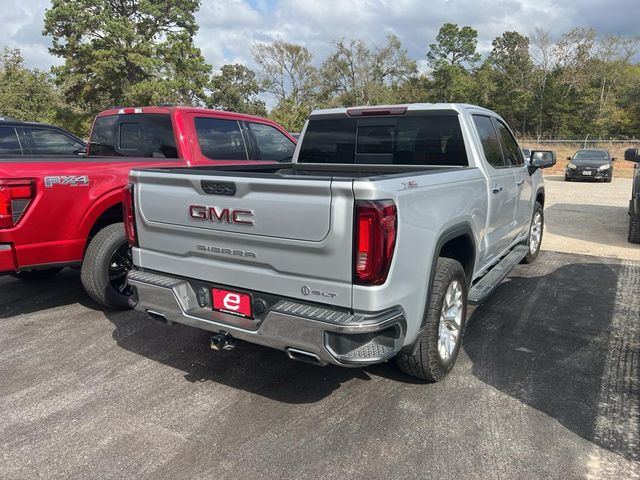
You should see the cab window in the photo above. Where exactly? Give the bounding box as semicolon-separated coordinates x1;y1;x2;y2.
247;122;295;162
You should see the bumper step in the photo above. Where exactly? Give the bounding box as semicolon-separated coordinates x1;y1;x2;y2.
468;245;528;305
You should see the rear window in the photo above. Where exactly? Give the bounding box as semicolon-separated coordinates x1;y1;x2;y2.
89;114;178;158
298;115;468;166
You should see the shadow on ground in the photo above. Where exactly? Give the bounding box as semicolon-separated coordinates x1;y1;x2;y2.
102;308;422;404
0;269;84;318
465;256;639;463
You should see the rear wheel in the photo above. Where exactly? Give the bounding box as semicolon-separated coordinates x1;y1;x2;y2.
12;268;62;281
396;258;467;382
521;202;543;264
629;213;640;244
81;223;132;309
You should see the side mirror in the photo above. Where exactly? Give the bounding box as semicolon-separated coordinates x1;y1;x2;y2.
624;148;640;162
74;146;87;156
530;150;556;170
566;156;572;161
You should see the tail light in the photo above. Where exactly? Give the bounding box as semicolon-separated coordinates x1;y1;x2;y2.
354;200;397;285
0;179;35;229
122;183;138;247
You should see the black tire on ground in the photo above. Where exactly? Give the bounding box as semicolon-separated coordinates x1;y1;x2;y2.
564;176;571;182
81;222;132;309
629;214;640;244
395;258;467;382
605;177;612;183
521;201;544;264
11;268;62;281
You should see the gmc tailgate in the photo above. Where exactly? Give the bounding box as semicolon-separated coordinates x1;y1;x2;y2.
130;168;355;308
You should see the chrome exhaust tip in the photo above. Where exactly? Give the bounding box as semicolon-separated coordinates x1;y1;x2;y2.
286;348;325;366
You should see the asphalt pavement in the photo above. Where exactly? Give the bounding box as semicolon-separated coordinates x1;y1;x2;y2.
1;249;638;479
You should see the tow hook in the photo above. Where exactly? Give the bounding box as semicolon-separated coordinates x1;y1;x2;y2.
210;333;237;351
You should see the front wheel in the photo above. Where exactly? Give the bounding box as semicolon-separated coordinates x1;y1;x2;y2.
521;202;544;264
396;258;467;382
81;223;133;309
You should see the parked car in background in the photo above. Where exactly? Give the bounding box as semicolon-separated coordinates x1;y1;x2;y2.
521;148;531;162
0;107;296;308
0;118;86;155
624;147;640;243
125;103;556;381
565;149;614;182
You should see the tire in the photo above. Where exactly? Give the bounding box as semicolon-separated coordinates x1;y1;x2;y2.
81;223;132;309
12;268;62;281
396;258;467;382
564;176;571;182
521;201;544;264
605;177;612;183
629;214;640;244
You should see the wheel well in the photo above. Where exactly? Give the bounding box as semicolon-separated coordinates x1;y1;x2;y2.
89;204;123;240
439;234;475;281
536;191;545;207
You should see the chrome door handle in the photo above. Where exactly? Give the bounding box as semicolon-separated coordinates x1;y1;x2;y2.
492;186;503;194
516;179;525;186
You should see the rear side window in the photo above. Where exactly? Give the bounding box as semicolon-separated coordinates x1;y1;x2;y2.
89;114;177;158
23;128;83;155
472;115;504;168
0;127;22;154
298;115;468;166
195;118;248;160
247;122;295;161
494;120;524;166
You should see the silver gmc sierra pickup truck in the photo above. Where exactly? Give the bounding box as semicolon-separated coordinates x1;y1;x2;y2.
124;103;556;381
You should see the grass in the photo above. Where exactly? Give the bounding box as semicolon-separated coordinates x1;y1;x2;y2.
522;142;638;179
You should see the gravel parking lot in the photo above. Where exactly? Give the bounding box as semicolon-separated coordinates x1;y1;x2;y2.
542;175;638;261
1;177;639;480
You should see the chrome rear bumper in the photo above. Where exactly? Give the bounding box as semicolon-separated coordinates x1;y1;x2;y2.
127;269;406;367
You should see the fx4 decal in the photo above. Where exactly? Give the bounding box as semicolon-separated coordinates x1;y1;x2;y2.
44;176;90;188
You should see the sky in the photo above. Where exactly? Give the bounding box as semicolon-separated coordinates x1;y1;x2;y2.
1;0;639;74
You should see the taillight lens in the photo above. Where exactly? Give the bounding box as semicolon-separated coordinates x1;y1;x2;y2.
0;179;35;229
354;200;397;285
122;183;138;247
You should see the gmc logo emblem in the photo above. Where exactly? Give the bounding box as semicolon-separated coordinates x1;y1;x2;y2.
189;205;254;226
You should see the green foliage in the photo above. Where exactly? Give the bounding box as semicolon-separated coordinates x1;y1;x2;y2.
427;23;481;68
0;48;59;123
43;0;211;112
207;64;267;116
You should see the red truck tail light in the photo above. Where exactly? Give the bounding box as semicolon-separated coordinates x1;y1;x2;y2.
354;200;397;285
0;179;35;229
123;183;138;247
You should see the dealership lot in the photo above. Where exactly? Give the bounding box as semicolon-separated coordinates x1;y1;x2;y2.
0;178;638;479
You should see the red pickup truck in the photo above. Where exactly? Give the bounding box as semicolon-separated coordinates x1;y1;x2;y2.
0;106;296;308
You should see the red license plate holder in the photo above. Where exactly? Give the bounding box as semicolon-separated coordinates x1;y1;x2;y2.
212;288;253;319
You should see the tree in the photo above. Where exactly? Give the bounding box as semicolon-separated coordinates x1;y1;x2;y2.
43;0;212;112
427;23;481;69
0;48;59;123
320;35;416;106
251;40;317;105
487;32;534;133
207;64;267;116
